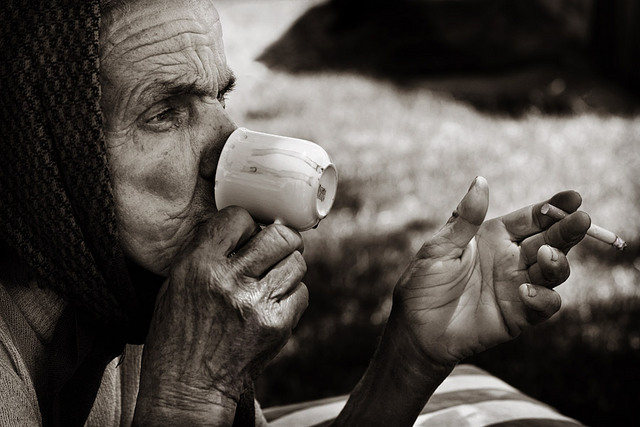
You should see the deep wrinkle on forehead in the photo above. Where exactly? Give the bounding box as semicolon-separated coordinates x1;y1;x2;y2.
100;0;223;62
103;19;220;66
100;0;232;118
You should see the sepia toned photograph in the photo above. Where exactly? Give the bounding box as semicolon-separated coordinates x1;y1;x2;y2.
1;0;638;425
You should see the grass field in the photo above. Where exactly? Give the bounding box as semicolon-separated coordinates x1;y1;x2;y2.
216;1;640;425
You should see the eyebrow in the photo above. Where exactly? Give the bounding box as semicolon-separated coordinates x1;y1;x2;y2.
219;73;237;98
139;70;237;106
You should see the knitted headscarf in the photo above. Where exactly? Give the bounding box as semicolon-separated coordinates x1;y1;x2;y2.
0;1;254;425
0;0;150;424
0;0;137;328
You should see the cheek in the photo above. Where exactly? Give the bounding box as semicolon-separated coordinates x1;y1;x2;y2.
140;151;194;202
139;129;195;196
109;131;200;221
109;137;202;273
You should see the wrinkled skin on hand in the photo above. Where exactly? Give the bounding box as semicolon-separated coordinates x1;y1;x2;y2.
392;177;590;366
139;207;309;407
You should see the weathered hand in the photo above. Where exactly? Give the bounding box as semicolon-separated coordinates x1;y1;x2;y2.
137;206;308;421
391;177;590;366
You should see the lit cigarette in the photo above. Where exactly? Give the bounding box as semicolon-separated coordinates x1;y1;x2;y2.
540;203;627;251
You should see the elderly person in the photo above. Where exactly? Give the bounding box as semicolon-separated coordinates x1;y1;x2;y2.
0;0;590;425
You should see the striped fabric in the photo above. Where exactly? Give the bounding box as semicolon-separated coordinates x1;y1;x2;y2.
263;365;583;426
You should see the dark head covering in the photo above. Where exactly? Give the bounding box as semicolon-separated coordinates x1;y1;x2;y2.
0;0;254;425
0;0;153;424
0;0;136;329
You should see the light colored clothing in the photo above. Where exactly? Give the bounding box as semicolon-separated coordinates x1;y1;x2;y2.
0;279;142;426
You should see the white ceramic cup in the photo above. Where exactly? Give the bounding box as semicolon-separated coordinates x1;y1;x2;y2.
214;128;338;231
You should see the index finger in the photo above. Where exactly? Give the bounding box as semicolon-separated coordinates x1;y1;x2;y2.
501;190;583;240
234;224;304;278
188;206;260;258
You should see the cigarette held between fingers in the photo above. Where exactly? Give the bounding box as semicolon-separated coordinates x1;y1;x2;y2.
540;203;627;251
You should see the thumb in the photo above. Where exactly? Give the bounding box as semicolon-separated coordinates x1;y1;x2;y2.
421;176;489;258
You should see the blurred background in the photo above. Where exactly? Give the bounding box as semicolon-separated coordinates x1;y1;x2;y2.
215;1;640;425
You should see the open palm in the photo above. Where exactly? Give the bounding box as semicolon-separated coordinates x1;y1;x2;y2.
392;177;590;366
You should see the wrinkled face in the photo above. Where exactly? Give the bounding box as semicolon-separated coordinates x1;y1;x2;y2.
100;0;237;275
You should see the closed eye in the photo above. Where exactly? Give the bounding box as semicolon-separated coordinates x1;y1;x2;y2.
217;75;236;108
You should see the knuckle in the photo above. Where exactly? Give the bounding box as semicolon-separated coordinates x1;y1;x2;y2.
298;282;309;304
268;224;302;249
219;205;254;226
198;207;252;244
541;294;562;318
553;254;570;280
206;267;236;296
292;251;307;275
542;260;570;284
219;204;245;217
258;311;291;336
212;263;237;288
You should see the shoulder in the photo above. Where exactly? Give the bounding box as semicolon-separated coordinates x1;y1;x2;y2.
0;365;41;425
0;284;42;425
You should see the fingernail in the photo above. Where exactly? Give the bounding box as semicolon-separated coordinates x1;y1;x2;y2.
468;176;478;191
527;284;537;298
545;245;559;261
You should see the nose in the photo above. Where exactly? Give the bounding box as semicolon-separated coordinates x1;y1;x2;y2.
198;106;237;180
